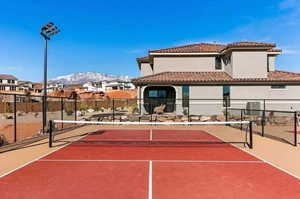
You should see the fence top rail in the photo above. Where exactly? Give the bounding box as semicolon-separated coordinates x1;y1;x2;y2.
227;108;297;114
2;92;300;101
0;92;74;99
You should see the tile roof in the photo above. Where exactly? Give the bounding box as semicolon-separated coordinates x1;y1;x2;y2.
226;41;275;48
136;56;150;63
132;71;300;85
106;90;137;99
0;74;17;80
78;91;106;99
148;41;276;54
149;43;226;53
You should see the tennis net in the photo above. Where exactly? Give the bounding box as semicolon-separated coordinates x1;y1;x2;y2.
48;120;253;149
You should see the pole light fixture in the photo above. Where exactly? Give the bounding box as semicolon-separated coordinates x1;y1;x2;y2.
40;22;60;133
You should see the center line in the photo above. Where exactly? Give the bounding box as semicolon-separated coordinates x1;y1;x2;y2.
148;160;153;199
150;129;153;141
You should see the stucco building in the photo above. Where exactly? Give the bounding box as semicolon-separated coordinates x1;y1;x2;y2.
0;74;18;91
132;42;300;115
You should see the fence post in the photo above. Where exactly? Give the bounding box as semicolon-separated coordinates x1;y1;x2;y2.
74;97;77;121
225;100;228;122
61;98;64;129
262;99;265;136
112;99;115;122
13;94;17;142
150;103;153;122
49;120;53;148
294;112;297;147
249;121;253;149
188;103;190;122
42;95;45;133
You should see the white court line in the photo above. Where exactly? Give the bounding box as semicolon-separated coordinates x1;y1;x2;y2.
150;129;153;141
0;142;74;178
210;131;300;180
0;131;90;179
237;148;300;180
148;160;153;199
38;159;263;163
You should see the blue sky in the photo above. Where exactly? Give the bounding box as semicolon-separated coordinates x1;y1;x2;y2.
0;0;299;82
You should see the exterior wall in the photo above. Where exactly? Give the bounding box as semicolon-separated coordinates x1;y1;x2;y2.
140;63;153;76
267;55;276;71
139;84;300;116
231;51;268;78
230;85;300;111
189;86;223;115
153;56;217;74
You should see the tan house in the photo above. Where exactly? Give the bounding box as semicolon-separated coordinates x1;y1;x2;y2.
133;42;300;115
0;74;18;91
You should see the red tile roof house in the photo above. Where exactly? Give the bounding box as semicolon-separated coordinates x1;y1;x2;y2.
132;42;300;115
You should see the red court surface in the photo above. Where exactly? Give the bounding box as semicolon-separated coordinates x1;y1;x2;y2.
1;128;300;199
287;130;300;134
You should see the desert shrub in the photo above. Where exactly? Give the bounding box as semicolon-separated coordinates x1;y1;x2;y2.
0;134;9;146
65;110;74;116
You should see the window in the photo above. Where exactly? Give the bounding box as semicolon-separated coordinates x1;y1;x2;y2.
182;85;189;108
271;85;286;89
223;54;231;65
223;86;230;107
0;79;2;83
215;57;222;70
148;90;167;98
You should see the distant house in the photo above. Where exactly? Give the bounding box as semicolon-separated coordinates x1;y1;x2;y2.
18;81;34;92
83;82;103;92
0;74;18;91
83;80;135;92
104;79;135;90
47;83;64;92
133;41;300;115
33;83;43;93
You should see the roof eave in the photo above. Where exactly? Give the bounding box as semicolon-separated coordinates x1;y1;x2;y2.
149;52;220;56
132;80;300;86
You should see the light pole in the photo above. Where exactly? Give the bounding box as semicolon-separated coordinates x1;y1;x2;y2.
40;22;60;133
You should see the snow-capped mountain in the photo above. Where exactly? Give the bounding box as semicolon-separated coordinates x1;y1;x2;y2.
49;72;132;85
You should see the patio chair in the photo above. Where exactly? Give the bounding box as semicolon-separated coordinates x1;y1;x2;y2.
153;104;166;114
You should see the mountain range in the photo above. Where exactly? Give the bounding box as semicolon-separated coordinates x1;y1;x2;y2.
49;72;132;85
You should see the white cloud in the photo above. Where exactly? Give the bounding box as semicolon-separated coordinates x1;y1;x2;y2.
282;48;298;54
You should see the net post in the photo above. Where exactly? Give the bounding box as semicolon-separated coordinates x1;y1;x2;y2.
249;121;253;149
49;120;53;148
294;111;297;147
262;99;265;136
13;94;17;143
240;109;243;130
